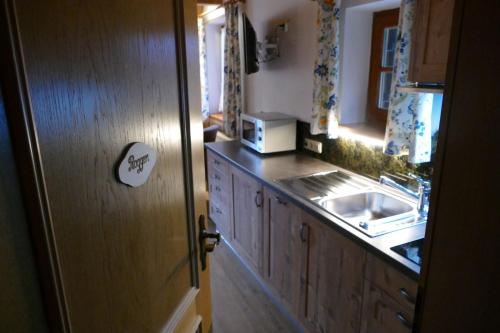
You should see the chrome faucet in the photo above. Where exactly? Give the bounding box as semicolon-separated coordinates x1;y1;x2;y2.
379;173;431;220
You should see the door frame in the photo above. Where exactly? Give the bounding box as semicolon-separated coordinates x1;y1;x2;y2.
0;0;210;332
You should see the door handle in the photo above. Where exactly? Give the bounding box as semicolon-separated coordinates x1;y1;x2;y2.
198;215;220;271
396;312;413;330
254;190;263;207
300;223;308;242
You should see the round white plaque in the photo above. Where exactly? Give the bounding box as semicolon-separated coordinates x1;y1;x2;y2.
117;142;157;187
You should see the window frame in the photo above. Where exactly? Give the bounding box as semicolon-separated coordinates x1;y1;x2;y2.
366;8;400;129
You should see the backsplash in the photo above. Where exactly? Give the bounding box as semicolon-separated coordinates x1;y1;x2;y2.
296;121;432;181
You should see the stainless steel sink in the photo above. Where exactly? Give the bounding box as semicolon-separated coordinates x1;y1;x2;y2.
318;191;416;234
275;171;424;237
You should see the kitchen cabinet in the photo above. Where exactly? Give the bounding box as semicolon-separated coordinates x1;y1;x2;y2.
205;147;419;333
207;150;232;240
263;187;308;317
303;213;366;333
230;165;264;273
361;253;418;333
409;0;455;83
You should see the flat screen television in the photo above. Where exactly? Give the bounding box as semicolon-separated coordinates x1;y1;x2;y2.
242;13;259;74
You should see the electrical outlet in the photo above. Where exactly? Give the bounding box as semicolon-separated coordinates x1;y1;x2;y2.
304;138;323;154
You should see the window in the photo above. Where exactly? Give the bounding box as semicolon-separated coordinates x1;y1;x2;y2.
367;8;399;129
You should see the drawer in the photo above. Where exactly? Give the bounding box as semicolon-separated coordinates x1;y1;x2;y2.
209;200;231;239
209;181;230;208
361;280;414;333
207;150;228;174
365;253;418;310
207;166;229;189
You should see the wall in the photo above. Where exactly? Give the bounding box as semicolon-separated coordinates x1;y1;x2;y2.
245;0;440;179
0;91;48;332
297;121;432;181
339;9;373;124
339;0;400;124
244;0;401;124
245;0;317;122
206;22;223;114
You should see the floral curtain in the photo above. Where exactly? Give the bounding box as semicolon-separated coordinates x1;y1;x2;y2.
198;18;210;120
384;0;434;163
311;0;342;138
223;1;243;137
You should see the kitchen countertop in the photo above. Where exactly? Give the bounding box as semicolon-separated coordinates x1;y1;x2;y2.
205;140;425;280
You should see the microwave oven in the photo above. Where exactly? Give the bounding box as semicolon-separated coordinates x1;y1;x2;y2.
240;112;297;153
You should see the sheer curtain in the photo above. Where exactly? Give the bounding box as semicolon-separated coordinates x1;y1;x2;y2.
311;0;342;138
383;0;434;163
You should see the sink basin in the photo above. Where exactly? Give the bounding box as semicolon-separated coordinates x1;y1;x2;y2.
318;191;418;236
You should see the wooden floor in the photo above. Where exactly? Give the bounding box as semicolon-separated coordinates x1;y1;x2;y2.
210;239;300;333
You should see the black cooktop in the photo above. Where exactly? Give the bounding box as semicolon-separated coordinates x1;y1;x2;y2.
391;238;424;266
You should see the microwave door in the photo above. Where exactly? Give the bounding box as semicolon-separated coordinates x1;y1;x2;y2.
242;119;256;144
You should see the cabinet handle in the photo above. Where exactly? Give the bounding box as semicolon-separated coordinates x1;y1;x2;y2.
399;288;416;305
215;186;221;192
274;196;287;206
254;191;263;207
396;312;413;330
299;223;308;242
213;159;221;166
214;174;221;180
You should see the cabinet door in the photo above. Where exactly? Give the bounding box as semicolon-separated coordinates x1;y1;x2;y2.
361;281;414;333
231;166;263;273
409;0;455;83
304;214;366;333
263;187;307;317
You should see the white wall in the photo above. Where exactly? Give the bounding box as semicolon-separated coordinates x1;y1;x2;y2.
245;0;317;123
339;0;400;125
339;9;373;124
206;23;223;114
244;0;401;126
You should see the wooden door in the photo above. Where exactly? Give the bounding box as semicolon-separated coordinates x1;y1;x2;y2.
0;0;210;332
416;0;500;331
304;213;366;333
409;0;455;83
230;166;263;273
263;187;307;317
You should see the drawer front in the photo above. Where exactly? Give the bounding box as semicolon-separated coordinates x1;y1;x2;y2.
361;280;414;333
208;167;228;188
365;253;418;310
207;150;228;174
209;181;229;208
209;200;231;239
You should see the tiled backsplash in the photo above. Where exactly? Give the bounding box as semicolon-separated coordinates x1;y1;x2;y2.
297;121;432;180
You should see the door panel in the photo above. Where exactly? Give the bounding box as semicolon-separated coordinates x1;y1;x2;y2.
263;187;307;317
231;166;263;272
9;0;201;331
304;214;366;333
